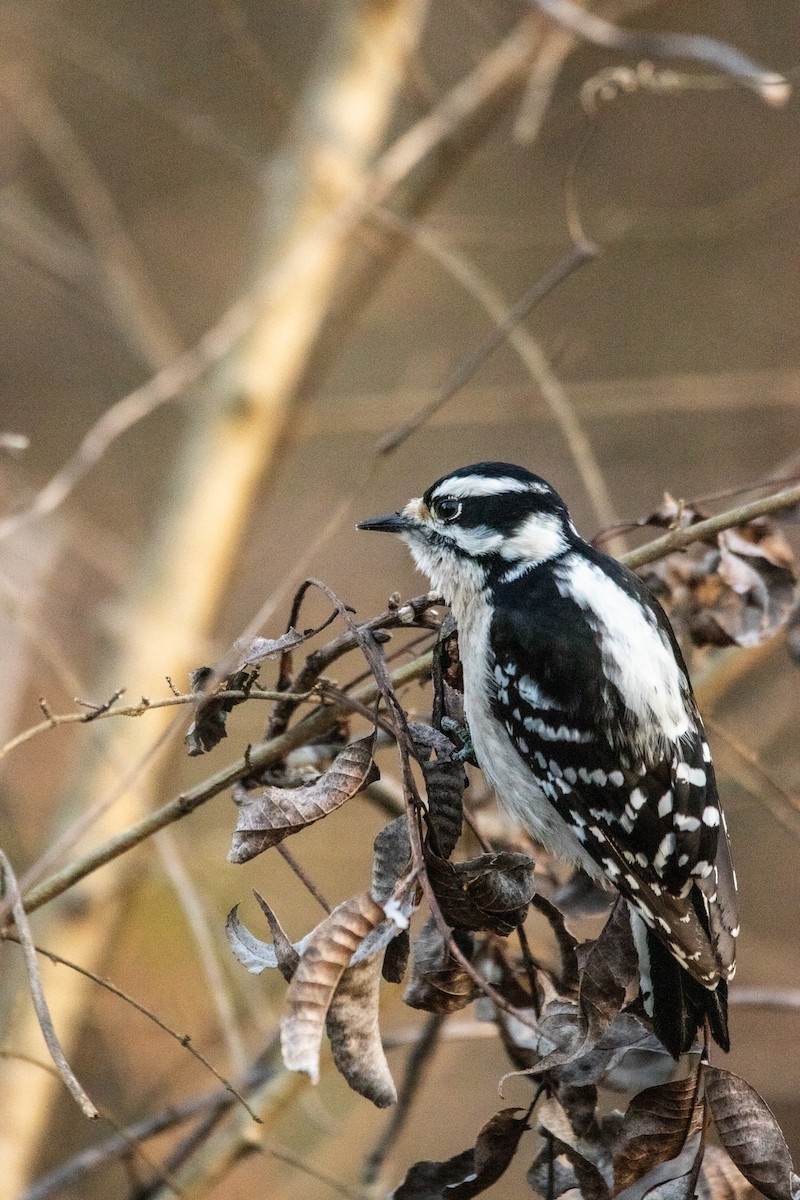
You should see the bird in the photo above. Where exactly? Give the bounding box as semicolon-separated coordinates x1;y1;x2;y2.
358;461;738;1058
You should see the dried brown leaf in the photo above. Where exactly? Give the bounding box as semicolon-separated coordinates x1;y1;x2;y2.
705;1067;800;1200
613;1073;701;1193
391;1108;529;1199
409;721;466;859
431;615;463;729
641;1171;698;1200
229;734;379;862
383;927;410;983
234;628;305;667
425;850;534;935
252;891;300;981
578;900;638;1045
185;666;254;755
538;1096;611;1200
281;891;385;1084
225;902;311;976
326;953;396;1108
371;816;411;904
404;915;478;1014
640;515;797;650
698;1146;760;1200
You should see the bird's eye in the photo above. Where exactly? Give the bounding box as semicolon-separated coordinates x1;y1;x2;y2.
433;497;461;523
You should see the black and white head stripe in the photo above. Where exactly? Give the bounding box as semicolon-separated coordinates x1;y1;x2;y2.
358;462;739;1058
394;463;577;585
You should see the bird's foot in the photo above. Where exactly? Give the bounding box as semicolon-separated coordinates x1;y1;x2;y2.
440;716;475;763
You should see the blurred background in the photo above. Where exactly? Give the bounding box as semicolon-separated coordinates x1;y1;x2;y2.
0;1;799;1196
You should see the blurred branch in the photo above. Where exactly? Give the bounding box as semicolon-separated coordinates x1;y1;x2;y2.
0;5;430;1192
376;238;596;455
0;68;183;368
375;208;623;543
706;717;800;843
729;988;800;1010
0;852;98;1121
361;1012;445;1187
1;7;269;180
155;828;250;1075
19;1087;235;1200
530;0;790;105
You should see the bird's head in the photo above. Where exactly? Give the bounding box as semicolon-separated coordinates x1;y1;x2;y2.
357;462;576;606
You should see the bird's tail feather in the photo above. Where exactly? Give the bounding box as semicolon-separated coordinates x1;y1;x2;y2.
631;910;730;1058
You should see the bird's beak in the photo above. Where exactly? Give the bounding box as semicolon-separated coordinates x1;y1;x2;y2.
356;512;413;534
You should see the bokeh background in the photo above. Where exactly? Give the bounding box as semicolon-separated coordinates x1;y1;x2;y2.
1;1;799;1196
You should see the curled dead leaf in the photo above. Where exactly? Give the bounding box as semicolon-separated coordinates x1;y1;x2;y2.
185;667;255;755
229;734;379;862
640;513;797;650
613;1073;701;1193
404;915;478;1014
234;628;306;668
704;1066;800;1200
425;850;535;935
281;891;385;1086
383;927;410;983
409;721;466;860
578;900;638;1046
391;1108;530;1199
225;902;310;976
371;816;412;905
326;953;396;1108
537;1095;611;1200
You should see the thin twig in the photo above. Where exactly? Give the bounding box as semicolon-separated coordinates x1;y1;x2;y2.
376;237;597;456
376;208;621;541
16;651;435;919
0;932;259;1121
0;851;98;1119
530;0;790;105
0;687;315;762
276;845;333;915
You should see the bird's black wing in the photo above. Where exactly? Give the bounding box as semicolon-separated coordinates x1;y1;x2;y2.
489;593;738;989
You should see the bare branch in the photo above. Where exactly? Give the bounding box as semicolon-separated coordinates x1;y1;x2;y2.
0;851;98;1120
729;989;800;1010
362;1013;445;1187
621;482;800;570
0;14;544;549
376;238;596;456
375;208;621;540
0;68;183;368
530;0;790;105
0;931;259;1121
0;687;314;762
